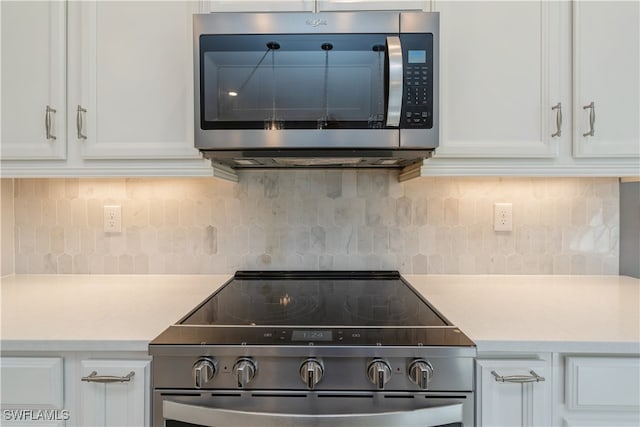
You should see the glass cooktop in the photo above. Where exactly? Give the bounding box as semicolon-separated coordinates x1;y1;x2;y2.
151;271;476;348
181;271;448;327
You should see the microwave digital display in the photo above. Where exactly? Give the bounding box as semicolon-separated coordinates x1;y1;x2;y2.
408;50;426;64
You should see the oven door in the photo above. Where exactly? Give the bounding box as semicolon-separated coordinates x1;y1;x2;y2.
154;390;473;427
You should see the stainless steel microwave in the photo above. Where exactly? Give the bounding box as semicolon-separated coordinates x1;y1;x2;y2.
193;11;439;170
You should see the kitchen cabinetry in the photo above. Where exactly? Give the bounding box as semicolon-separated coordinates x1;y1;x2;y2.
0;357;66;426
476;356;552;427
432;0;562;159
423;0;639;176
79;359;151;427
69;1;201;161
572;1;640;158
0;0;67;160
0;353;150;427
1;1;213;177
0;357;64;409
556;355;640;426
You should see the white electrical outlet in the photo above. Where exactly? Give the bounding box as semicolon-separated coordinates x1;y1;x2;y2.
494;203;513;232
103;205;122;233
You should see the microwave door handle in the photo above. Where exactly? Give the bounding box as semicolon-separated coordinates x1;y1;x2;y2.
386;36;403;128
163;400;463;427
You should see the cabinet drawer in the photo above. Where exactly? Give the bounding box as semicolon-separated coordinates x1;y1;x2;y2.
0;357;64;408
566;357;640;411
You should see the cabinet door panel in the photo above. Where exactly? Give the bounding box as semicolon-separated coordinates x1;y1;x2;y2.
433;1;559;158
80;359;150;427
566;357;640;411
573;1;640;157
0;357;64;408
477;359;551;427
0;0;66;160
71;1;201;159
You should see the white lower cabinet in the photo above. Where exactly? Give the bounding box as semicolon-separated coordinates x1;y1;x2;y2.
79;359;151;427
558;355;640;427
0;357;66;426
0;353;150;427
476;356;552;427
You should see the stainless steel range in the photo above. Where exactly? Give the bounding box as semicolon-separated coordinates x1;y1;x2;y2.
149;271;476;426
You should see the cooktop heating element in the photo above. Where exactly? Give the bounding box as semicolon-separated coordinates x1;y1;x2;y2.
150;271;476;427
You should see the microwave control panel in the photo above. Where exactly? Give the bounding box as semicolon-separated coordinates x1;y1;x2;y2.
401;34;434;129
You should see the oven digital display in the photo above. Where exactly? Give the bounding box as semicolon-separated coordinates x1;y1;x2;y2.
408;50;426;63
291;330;333;341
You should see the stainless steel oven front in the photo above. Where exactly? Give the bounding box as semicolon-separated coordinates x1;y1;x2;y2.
152;346;474;427
150;272;475;426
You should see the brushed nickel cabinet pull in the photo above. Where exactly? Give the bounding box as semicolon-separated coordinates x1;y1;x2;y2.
583;101;595;137
81;370;135;383
45;105;57;140
76;105;87;140
551;102;562;137
491;370;545;383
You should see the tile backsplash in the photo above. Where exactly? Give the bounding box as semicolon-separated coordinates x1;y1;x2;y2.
5;173;619;274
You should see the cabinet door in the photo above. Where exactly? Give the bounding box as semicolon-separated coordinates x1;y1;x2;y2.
573;1;640;157
477;359;551;427
318;0;430;11
433;1;561;158
0;357;64;409
79;359;150;427
0;0;66;160
69;1;202;160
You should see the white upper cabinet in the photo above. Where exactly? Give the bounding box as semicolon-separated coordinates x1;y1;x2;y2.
432;0;562;158
69;1;202;160
572;1;640;158
0;1;67;160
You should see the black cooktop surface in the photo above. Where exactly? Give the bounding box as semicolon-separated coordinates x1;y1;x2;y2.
181;271;448;327
150;271;475;348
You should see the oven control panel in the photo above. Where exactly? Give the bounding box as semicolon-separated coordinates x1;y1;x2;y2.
171;326;472;347
156;352;473;392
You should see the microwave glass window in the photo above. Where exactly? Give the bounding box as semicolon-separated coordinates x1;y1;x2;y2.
199;33;433;130
200;34;387;129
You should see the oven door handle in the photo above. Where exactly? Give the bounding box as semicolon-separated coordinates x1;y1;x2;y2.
163;400;463;427
385;36;403;128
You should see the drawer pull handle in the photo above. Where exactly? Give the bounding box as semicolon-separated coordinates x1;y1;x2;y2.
491;370;545;383
76;105;87;140
45;105;57;140
82;370;135;383
551;102;562;137
583;101;595;137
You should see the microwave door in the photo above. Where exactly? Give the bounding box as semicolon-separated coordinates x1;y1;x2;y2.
385;36;402;128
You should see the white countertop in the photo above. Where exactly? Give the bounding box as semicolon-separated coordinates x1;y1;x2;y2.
405;274;640;353
0;274;231;352
1;274;639;354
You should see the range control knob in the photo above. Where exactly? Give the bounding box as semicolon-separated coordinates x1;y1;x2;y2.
408;359;434;389
300;358;324;390
233;358;257;388
367;359;391;390
192;357;216;389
